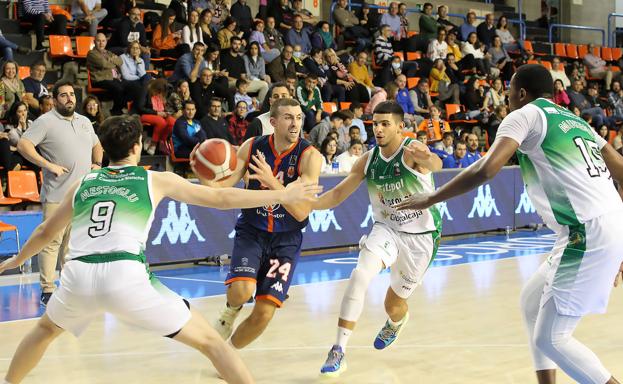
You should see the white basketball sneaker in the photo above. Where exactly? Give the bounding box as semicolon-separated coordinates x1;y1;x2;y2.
214;304;242;340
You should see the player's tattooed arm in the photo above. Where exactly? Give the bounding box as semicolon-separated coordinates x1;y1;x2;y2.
312;152;368;210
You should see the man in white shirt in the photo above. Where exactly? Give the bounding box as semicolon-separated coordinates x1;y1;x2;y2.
427;27;448;61
335;139;364;173
549;57;570;88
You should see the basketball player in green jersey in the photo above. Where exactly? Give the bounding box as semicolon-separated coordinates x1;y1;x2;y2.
316;101;443;377
396;64;623;384
0;116;321;384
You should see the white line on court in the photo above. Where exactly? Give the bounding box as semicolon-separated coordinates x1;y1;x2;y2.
155;275;224;284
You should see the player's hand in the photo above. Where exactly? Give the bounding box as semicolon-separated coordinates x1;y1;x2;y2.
248;151;279;188
0;256;21;275
282;179;323;204
404;140;431;162
393;192;434;211
614;261;623;287
47;163;69;177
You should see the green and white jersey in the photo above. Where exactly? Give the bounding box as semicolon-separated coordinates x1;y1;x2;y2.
496;98;623;232
364;138;442;234
67;166;156;260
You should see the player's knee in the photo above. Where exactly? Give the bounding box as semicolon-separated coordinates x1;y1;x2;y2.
227;282;255;306
36;317;62;339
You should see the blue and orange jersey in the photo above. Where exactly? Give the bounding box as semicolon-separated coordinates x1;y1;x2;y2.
239;135;314;232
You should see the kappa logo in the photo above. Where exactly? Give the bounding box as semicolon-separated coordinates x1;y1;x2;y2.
304;209;342;233
468;184;501;218
437;201;453;221
515;185;536;214
271;281;284;293
360;204;374;228
152;201;206;245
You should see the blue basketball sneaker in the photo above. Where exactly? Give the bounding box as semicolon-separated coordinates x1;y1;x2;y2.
373;312;410;350
320;345;347;377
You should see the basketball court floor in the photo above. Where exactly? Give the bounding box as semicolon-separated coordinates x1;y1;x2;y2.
1;229;622;383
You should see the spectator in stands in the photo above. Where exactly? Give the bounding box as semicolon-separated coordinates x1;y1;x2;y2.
248;82;291;135
0;29;30;62
437;5;458;34
285;74;299;96
550;56;570;88
462;77;485;119
109;7;150;68
429;58;460;105
223;38;269;103
569;62;587;89
333;0;370;52
140;78;177;155
22;62;48;115
608;81;623;118
442;140;468;168
496;15;522;53
17;81;102;305
218;17;244;51
2;102;33;171
81;95;104;133
395;74;415;115
152;9;187;58
349;102;367;143
267;45;297;84
170;42;207;84
168;0;188;25
264;17;286;53
234;79;258;115
19;0;68;51
39;95;53;114
209;0;230;30
172;100;206;157
417;104;450;146
286;15;312;54
483;78;506;110
170;80;194;113
325;48;368;103
291;0;317;27
0;61;26;119
597;124;609;141
465;133;482;164
183;10;204;48
191;69;228;119
205;45;232;99
397;3;418;52
374;24;394;72
380;2;402;50
304;48;337;102
366;82;398;116
230;0;253;38
199;10;219;48
489;36;513;81
227;101;251;145
461;32;495;78
409;78;433;119
346;124;362;148
348;51;375;97
440;131;454;154
584;43;619;91
291;45;308;74
476;13;496;48
459;11;477;41
486;104;507;147
335;139;363;173
244;41;271;84
418;2;440;49
335;109;354;153
71;0;107;36
200;98;233;142
445;53;465;86
190;0;209;12
358;2;379;37
553;79;570;107
428;27;448;61
311;21;337;51
320;137;339;173
250;20;281;63
120;41;149;84
310;111;344;149
296;74;323;132
568;79;608;128
87;33;139;115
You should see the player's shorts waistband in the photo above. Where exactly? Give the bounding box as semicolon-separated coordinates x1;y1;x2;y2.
72;252;146;264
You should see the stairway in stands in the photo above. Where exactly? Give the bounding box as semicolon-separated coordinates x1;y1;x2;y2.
491;0;551;55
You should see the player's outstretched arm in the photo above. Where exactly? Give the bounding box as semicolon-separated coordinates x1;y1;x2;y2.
191;138;253;188
404;139;443;172
153;171;322;210
312;152;368;210
394;137;518;211
0;182;78;274
601;143;623;186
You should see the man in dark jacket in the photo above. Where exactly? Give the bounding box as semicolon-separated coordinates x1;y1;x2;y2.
230;0;253;38
266;45;297;83
108;7;150;67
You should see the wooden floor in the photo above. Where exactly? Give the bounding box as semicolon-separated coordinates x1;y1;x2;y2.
1;253;622;383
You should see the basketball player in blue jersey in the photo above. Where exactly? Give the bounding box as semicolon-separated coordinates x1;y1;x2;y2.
192;98;323;349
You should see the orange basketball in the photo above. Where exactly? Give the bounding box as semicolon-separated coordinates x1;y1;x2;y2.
191;139;237;181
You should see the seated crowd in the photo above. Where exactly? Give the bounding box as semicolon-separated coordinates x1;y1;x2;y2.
2;0;622;176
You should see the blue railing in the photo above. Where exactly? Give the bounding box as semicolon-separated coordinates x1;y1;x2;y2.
607;13;623;47
548;23;606;46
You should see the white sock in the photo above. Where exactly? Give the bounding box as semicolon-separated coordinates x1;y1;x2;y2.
226;302;242;311
388;315;405;327
336;327;352;352
4;380;13;384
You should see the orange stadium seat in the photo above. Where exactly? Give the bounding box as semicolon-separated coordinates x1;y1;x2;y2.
406;52;421;61
578;45;588;59
75;36;95;58
7;171;40;203
323;102;338;114
612;48;622;61
554;43;566;57
18;66;30;80
48;35;78;60
565;44;579;60
407;77;420;89
602;47;614;62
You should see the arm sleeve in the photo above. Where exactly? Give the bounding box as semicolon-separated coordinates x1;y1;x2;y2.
21;118;47;146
